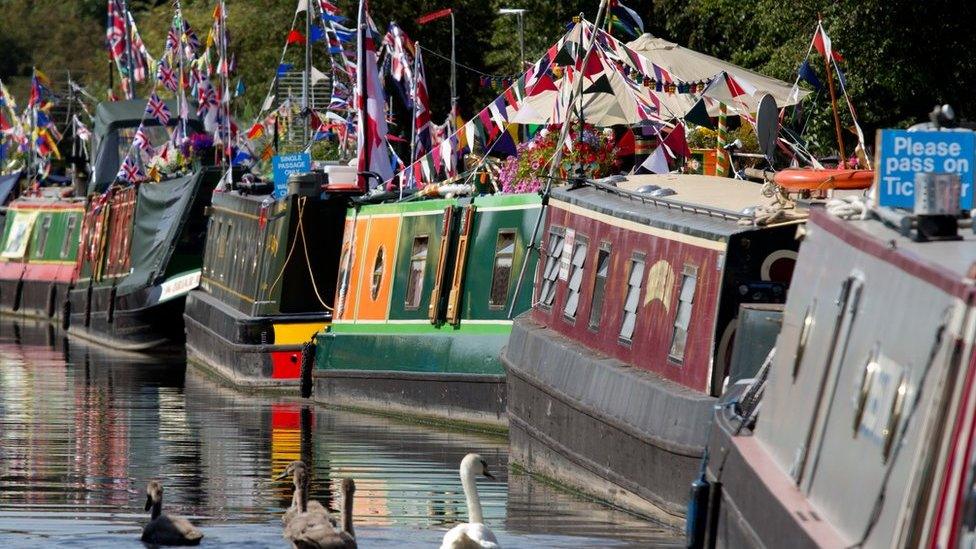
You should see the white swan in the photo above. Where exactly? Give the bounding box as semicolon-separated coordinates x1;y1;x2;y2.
441;453;500;549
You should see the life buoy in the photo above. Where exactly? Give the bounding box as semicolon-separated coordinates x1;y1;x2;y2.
774;168;874;191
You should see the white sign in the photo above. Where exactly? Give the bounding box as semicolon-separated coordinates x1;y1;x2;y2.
158;269;201;304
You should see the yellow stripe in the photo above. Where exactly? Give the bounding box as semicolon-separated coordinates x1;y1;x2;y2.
273;321;329;345
550;199;728;251
23;259;76;265
201;275;258;303
8;207;84;214
212;205;261;220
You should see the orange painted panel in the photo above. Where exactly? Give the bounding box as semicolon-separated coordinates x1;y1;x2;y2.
354;215;400;321
335;218;363;320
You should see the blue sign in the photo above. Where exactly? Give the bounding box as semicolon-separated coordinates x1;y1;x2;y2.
272;153;311;199
878;130;974;209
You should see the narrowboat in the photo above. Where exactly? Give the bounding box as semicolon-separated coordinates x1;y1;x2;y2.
0;195;85;322
183;179;350;387
699;200;976;547
501;173;803;521
63;99;216;350
310;191;542;428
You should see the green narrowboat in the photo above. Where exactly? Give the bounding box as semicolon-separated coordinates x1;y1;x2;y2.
0;197;85;321
184;186;349;386
311;192;542;427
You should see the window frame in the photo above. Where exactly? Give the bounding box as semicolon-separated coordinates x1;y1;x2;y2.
370;246;385;302
538;226;566;311
60;214;79;259
488;229;518;310
668;263;699;364
562;235;590;323
587;242;612;331
404;234;430;310
618;252;646;345
33;214;53;259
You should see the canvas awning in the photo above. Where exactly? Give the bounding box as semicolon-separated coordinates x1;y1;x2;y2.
627;34;807;117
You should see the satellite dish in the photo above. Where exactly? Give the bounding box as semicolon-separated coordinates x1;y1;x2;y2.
755;94;778;165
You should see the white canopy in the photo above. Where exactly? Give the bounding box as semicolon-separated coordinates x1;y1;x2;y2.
627;34;807;117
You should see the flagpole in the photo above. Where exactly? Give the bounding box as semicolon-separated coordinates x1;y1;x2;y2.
449;11;457;132
304;0;312;146
820;21;847;168
122;0;135;99
28;68;36;187
407;43;421;194
507;2;609;318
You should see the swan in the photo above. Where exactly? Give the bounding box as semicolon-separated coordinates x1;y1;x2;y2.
441;453;500;549
278;460;357;549
141;480;204;546
276;461;334;527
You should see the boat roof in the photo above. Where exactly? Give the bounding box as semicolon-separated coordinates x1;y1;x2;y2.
551;175;785;241
813;209;976;285
615;173;771;213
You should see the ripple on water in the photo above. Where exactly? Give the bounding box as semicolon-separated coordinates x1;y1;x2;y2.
0;321;680;547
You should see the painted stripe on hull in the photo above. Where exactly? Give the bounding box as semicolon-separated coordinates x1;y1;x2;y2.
550;198;729;251
273;322;328;345
329;321;512;335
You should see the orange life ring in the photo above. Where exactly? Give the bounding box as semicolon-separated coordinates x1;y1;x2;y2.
774;168;874;191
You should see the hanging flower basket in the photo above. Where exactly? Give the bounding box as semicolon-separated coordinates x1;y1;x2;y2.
498;124;620;194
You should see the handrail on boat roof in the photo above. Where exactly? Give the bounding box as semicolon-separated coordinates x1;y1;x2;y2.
583;179;750;222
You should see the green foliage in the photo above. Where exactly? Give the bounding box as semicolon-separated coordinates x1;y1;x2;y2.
0;0;971;158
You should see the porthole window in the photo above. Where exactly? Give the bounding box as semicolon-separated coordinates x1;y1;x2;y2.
371;247;385;301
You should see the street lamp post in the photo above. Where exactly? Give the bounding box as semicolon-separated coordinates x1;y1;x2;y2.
498;8;527;70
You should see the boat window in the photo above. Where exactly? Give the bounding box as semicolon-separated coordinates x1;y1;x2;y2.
563;237;589;320
588;244;611;330
619;255;646;343
489;230;517;309
60;215;79;259
405;236;429;310
539;227;565;309
792;301;817;379
852;345;880;435
669;264;699;361
32;215;53;258
371;247;385;301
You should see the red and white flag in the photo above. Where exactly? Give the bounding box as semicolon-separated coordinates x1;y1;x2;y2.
355;0;392;189
812;22;843;62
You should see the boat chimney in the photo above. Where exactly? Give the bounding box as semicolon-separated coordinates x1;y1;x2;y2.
913;172;962;241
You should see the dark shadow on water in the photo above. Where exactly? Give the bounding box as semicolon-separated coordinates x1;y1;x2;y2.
0;319;678;547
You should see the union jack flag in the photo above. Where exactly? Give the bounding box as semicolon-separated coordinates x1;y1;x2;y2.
196;84;217;117
132;125;152;152
166;26;179;52
145;93;171;125
157;63;178;92
117;155;143;183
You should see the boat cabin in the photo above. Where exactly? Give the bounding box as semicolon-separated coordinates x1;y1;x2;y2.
532;174;801;395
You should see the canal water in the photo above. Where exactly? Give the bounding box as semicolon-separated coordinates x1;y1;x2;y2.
0;321;679;547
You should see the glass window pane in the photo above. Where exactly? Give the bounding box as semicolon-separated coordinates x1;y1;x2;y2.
620;311;636;340
680;275;698;302
675;301;692;329
564;291;579;317
624;286;639;312
572;243;587;266
568;267;584;291
670;328;687;358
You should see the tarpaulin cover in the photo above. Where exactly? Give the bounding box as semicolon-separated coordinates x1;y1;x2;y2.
91;99;202;192
0;171;21;205
116;172;201;296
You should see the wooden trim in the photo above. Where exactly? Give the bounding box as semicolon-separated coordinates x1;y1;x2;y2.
446;205;475;326
428;206;455;324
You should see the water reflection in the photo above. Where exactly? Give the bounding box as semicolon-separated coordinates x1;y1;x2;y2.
0;320;678;547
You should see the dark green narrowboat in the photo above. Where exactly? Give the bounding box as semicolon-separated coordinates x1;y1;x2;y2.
184;186;348;386
311;192;542;427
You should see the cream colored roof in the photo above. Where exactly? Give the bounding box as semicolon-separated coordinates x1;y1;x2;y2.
615;173;770;213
